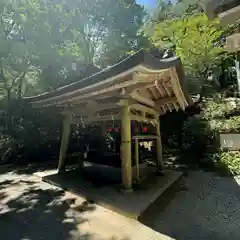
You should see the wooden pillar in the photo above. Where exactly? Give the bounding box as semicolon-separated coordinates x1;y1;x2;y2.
135;139;140;184
58;114;72;173
120;99;133;192
156;118;164;174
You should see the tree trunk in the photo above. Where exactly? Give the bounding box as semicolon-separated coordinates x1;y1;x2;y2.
5;88;12;131
198;68;209;102
17;72;26;100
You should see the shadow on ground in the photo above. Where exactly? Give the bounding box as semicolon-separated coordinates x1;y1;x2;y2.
140;171;240;240
0;169;132;240
0;178;96;240
3;161;240;240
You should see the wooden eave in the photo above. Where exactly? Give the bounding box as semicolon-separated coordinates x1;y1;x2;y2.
24;50;191;121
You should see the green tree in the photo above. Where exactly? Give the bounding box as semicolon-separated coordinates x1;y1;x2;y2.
148;14;224;94
153;0;202;21
0;0;147;101
94;0;149;67
153;0;173;21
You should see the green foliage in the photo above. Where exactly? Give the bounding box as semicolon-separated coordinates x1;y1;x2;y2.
213;151;240;176
209;117;240;133
0;0;148;101
202;98;240;132
202;98;236;120
153;0;202;22
171;0;201;18
180;97;240;174
0;133;18;164
154;0;173;21
0;100;63;163
147;14;224;94
181;115;213;153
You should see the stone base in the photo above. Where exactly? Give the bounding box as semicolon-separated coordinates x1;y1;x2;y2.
121;188;134;194
41;166;183;219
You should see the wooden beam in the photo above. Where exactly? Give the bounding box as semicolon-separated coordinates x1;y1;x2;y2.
155;96;177;106
58;114;72;173
120;99;133;192
72;113;122;125
134;139;140;184
60;94;121;109
156;119;164;173
155;80;173;112
133;135;158;140
160;106;166;114
130;103;159;116
67;102;120;116
130;112;158;124
136;72;165;78
161;79;179;111
169;68;187;110
31;66;143;105
140;88;153;100
134;83;155;92
39;75;151;107
154;80;169;113
155;80;166;97
148;87;159;100
130;114;157;124
131;92;156;108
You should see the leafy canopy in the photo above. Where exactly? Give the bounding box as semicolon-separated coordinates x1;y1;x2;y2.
0;0;148;100
148;14;224;93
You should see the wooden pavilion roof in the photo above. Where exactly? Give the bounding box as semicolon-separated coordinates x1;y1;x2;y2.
25;50;191;122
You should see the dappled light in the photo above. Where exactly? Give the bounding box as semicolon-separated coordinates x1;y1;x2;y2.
0;0;240;239
1;168;162;240
0;176;95;240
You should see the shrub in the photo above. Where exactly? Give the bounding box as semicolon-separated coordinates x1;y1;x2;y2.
0;100;63;163
181;115;214;156
0;133;18;164
180;97;240;172
202;97;240;133
210;151;240;176
208;116;240;132
202;98;236;120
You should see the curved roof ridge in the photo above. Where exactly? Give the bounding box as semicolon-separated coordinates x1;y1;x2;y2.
24;49;184;103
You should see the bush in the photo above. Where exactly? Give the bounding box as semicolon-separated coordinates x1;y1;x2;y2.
0;133;18;164
202;98;236;120
180;97;240;173
0;100;63;163
202;97;240;133
209;151;240;176
208;116;240;132
181;115;214;156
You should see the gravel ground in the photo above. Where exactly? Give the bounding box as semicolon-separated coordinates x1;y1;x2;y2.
143;171;240;240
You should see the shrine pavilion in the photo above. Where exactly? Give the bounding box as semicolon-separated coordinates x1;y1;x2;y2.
25;50;191;192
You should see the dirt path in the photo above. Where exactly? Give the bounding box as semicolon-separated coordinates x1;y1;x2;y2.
0;168;171;240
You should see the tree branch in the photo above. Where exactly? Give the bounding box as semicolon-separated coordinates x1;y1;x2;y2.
5;21;15;38
12;71;27;87
0;13;15;39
